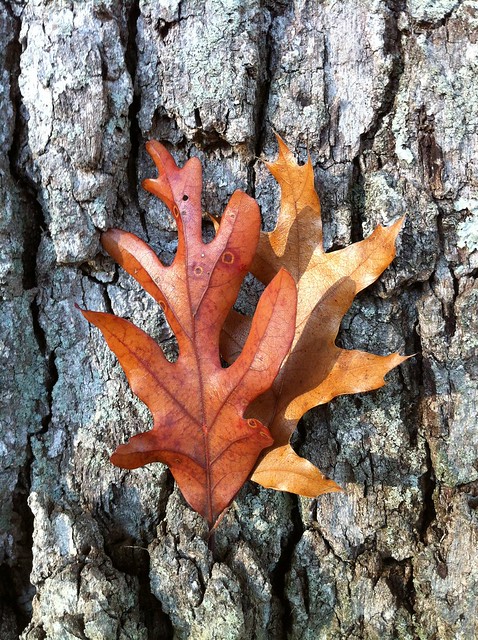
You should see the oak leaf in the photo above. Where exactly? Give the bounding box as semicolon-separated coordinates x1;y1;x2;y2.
221;135;407;497
79;141;297;528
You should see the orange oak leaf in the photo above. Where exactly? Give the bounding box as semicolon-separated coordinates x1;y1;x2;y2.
221;135;407;497
79;141;297;528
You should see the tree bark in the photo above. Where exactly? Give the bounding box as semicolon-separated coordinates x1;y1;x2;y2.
1;0;477;638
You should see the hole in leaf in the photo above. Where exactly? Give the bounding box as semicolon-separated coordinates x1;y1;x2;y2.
182;194;189;201
222;251;234;264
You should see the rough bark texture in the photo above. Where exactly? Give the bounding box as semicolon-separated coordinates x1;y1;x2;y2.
1;0;477;638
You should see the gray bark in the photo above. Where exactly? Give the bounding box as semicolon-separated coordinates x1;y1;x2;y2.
0;0;477;638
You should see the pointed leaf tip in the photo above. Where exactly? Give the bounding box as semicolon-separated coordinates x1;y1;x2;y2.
252;445;343;497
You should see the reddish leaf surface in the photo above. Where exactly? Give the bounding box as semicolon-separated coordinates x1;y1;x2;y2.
221;135;407;496
79;141;297;528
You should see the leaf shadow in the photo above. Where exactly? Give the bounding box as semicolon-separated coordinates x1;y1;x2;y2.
247;274;356;432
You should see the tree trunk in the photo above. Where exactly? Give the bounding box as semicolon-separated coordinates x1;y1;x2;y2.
1;0;477;638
